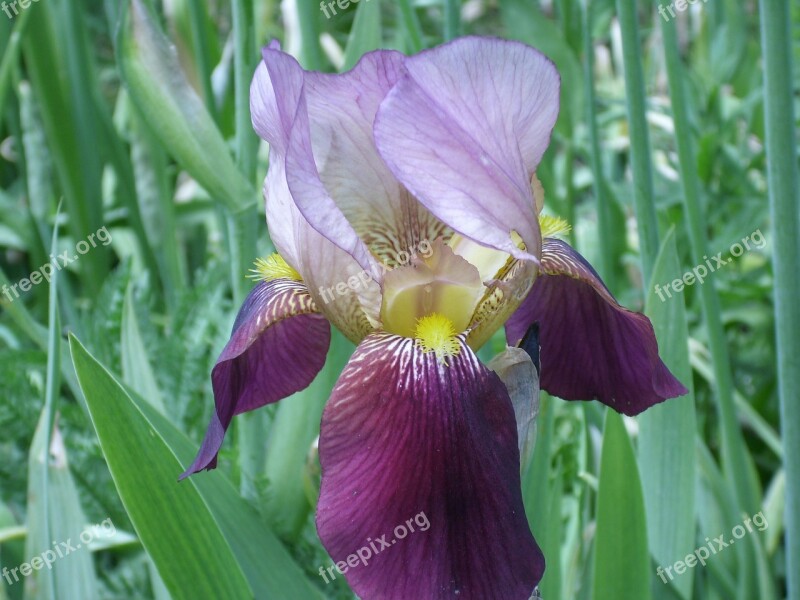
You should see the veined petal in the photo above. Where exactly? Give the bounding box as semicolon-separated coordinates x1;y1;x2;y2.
300;54;450;266
181;279;330;478
506;239;688;415
252;49;382;339
467;255;538;350
262;155;379;340
374;36;560;261
316;333;544;599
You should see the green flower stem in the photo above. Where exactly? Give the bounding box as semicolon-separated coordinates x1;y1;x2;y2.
563;140;577;249
444;0;460;41
295;0;325;70
397;0;424;53
0;3;32;111
228;0;259;301
759;2;800;597
38;218;62;600
232;0;262;500
186;0;217;120
614;0;660;284
233;0;258;183
582;0;615;290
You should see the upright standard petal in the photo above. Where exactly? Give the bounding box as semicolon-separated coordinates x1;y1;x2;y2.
506;239;688;415
251;48;382;339
374;36;560;261
300;53;450;267
181;279;330;478
316;333;543;599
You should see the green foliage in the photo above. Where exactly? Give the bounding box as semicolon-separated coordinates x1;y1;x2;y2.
593;411;651;600
0;0;794;598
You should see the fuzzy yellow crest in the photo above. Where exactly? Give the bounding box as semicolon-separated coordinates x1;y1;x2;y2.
414;313;461;365
538;214;572;238
248;253;302;282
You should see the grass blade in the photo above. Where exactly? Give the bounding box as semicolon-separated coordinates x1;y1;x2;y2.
759;1;800;597
640;228;696;600
593;410;651;600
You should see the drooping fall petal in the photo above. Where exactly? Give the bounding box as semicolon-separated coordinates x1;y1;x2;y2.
316;333;544;599
374;36;560;261
181;279;330;477
506;239;687;415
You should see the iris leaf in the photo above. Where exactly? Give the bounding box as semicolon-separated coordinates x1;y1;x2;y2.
70;335;253;600
640;228;696;600
120;283;165;413
593;410;651;600
70;335;324;599
116;0;255;214
343;0;382;71
262;330;353;540
760;0;800;595
24;218;99;600
25;413;100;600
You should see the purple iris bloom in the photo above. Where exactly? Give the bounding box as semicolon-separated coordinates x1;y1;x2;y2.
182;36;687;599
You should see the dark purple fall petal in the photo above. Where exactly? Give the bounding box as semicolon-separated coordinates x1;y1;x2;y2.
316;333;544;600
181;279;330;478
374;36;559;261
506;239;688;415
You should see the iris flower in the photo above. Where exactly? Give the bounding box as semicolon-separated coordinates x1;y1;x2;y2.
182;37;687;599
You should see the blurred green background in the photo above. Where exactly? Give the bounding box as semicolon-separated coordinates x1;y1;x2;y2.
0;0;798;598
